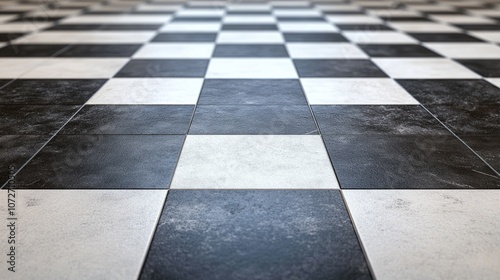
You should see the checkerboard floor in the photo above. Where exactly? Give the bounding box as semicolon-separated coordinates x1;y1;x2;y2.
0;0;499;279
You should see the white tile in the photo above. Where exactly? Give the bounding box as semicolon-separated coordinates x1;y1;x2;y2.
431;15;495;24
487;78;500;89
133;43;214;58
287;43;368;58
389;22;461;33
355;0;395;7
217;31;284;44
176;9;225;16
206;58;298;78
424;43;500;59
27;9;81;17
278;22;338;32
372;58;481;79
0;190;166;280
170;135;339;189
342;31;418;44
0;22;52;32
271;1;310;7
301;78;418;105
344;190;500;280
15;31;156;44
406;4;455;11
223;15;276;24
0;4;44;11
316;4;361;11
0;58;47;78
21;58;129;79
136;4;181;12
61;15;171;24
326;15;383;24
0;15;16;22
273;9;322;16
468;9;500;17
470;31;500;43
87;78;204;105
368;9;421;17
160;23;221;32
226;4;271;11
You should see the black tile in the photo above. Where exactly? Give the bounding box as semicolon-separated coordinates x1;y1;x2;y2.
199;79;307;105
226;11;272;15
152;32;217;42
213;44;289;57
222;24;278;30
426;105;500;135
0;44;68;57
323;134;500;189
294;59;387;77
12;16;63;22
0;79;106;105
58;44;142;57
47;24;102;31
0;79;10;88
276;16;325;21
313;105;449;135
283;32;348;42
335;24;393;31
461;136;500;172
324;11;366;15
0;105;80;135
13;135;184;189
454;24;500;30
61;105;194;134
0;33;25;42
189;105;317;134
0;135;50;185
409;33;484;42
48;24;162;31
458;60;500;77
172;17;222;22
397;79;500;105
358;44;441;57
115;59;209;77
140;190;372;280
379;16;431;21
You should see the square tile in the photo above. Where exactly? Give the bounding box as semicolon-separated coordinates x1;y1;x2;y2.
313;105;448;135
409;32;484;42
0;33;24;42
13;135;184;189
469;31;500;43
278;22;338;32
0;105;79;134
0;58;47;78
426;105;500;135
87;78;204;105
301;78;418;104
294;59;387;77
223;15;276;24
358;44;441;57
342;31;418;44
21;58;129;79
287;43;367;58
326;15;382;24
206;58;298;78
133;43;215;58
141;190;371;279
323;134;500;189
61;15;171;24
0;190;166;279
152;32;218;42
198;79;307;105
283;32;348;42
15;31;156;44
335;24;393;31
424;43;500;58
58;44;142;57
431;15;495;24
216;31;284;43
189;105;317;134
160;23;221;32
0;79;106;105
0;44;68;57
461;136;500;172
457;60;500;77
389;22;461;33
115;59;209;77
372;58;481;79
213;44;288;57
0;22;52;32
344;190;500;279
170;135;338;189
222;24;278;30
61;105;194;134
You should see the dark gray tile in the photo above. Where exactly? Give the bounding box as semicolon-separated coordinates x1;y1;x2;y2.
283;32;348;42
313;105;449;135
453;24;500;31
213;44;289;57
0;44;68;57
172;17;222;22
61;105;194;134
335;24;393;31
152;33;218;42
115;59;209;77
323;134;500;189
222;24;278;30
357;44;441;57
190;105;317;134
0;79;106;105
48;24;162;31
397;79;500;105
426;105;500;135
276;16;325;21
140;190;372;280
294;59;387;77
461;135;500;172
58;44;142;57
409;33;484;42
0;33;25;42
199;79;307;105
13;135;184;189
458;60;500;77
0;105;80;135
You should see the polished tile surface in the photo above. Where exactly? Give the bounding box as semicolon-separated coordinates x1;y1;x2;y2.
1;0;499;279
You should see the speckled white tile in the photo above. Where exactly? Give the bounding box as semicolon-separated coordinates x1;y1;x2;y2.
217;31;284;44
171;135;339;189
160;23;221;32
470;31;500;43
424;43;500;59
389;22;461;33
287;43;368;58
133;43;215;58
273;9;322;16
326;15;382;24
0;190;166;280
223;15;276;24
0;22;53;32
15;31;156;44
430;15;495;24
301;78;418;104
206;58;298;78
87;78;204;104
0;15;16;22
0;58;48;78
344;190;500;280
176;9;225;17
61;15;172;24
20;58;129;79
372;58;481;79
278;22;338;32
342;31;418;44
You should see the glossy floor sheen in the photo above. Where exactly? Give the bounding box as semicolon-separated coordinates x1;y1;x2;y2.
0;0;499;279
